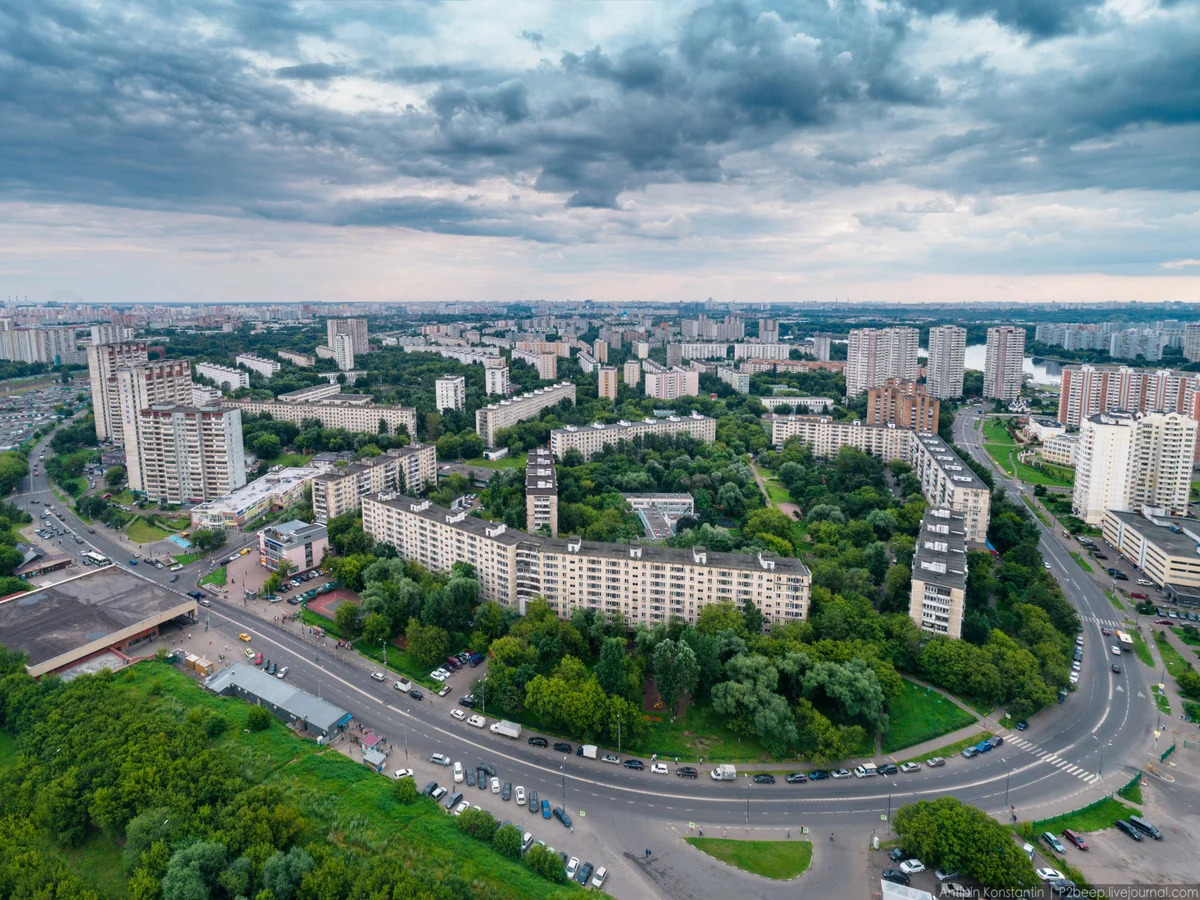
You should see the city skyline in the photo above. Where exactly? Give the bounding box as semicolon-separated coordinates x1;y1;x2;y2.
3;1;1199;306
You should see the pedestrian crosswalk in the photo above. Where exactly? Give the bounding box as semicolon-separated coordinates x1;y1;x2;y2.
997;732;1102;785
1082;614;1122;629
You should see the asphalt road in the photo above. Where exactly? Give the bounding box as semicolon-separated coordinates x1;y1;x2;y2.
12;420;1164;898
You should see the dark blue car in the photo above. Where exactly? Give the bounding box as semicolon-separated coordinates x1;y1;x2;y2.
541;799;551;819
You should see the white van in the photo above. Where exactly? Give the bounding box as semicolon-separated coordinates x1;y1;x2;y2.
853;763;878;778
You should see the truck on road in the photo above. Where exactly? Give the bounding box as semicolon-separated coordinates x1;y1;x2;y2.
579;744;598;760
490;720;522;739
710;764;737;781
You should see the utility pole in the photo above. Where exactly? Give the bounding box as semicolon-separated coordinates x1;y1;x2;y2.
617;712;622;754
404;721;408;760
561;762;566;812
886;793;892;834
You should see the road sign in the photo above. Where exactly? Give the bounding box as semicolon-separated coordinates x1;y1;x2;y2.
880;815;888;821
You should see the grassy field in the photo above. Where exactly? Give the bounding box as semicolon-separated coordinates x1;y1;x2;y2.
109;489;135;504
985;444;1016;476
1131;630;1154;667
684;838;813;880
100;662;578;899
983;419;1016;444
1013;458;1074;487
465;453;528;470
199;566;227;588
762;477;791;506
1153;632;1192;678
59;828;129;899
897;731;993;766
1172;626;1200;649
274;452;314;468
1070;552;1094;574
171;550;207;565
881;681;977;753
1117;777;1143;805
1032;798;1140;834
163;515;192;530
636;703;777;762
1153;684;1170;715
126;517;171;543
1106;590;1125;611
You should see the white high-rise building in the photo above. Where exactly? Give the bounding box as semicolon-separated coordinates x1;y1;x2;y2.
117;361;195;492
926;325;967;400
643;362;700;400
1073;410;1198;525
135;406;247;505
332;333;356;371
1185;324;1200;364
845;327;919;398
327;318;369;355
984;326;1026;402
435;375;466;412
90;324;132;344
87;341;149;441
484;363;509;396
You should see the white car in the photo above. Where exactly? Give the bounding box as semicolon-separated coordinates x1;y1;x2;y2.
515;786;526;806
491;777;501;794
431;753;452;767
565;857;580;879
393;768;414;780
899;860;925;875
830;768;851;779
451;708;466;721
1071;661;1081;671
1036;868;1064;883
453;800;470;816
591;866;608;889
467;714;486;728
1069;672;1080;684
1044;562;1051;569
942;885;972;899
1111;645;1122;657
430;670;448;682
1137;579;1153;586
453;762;464;783
370;671;385;682
899;762;921;773
650;762;668;775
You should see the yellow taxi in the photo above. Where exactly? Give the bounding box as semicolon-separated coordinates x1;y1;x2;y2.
239;633;252;642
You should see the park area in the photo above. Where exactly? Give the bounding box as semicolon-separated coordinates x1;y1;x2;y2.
982;418;1073;488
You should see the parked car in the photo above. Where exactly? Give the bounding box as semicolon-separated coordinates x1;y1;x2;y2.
451;709;466;721
431;753;451;766
808;769;830;780
409;689;423;700
676;766;698;778
651;762;669;775
1115;820;1143;842
878;763;899;775
370;671;386;682
882;869;910;885
515;786;526;805
1036;867;1064;883
276;666;288;679
565;857;579;880
602;754;621;765
830;768;851;779
961;747;979;759
553;806;572;828
502;782;512;801
1015;721;1029;731
1043;832;1066;854
528;736;548;748
1129;816;1163;840
899;860;925;875
541;799;551;818
553;742;572;753
1061;829;1088;850
591;866;607;889
752;774;776;784
934;867;959;882
925;756;946;767
785;771;808;784
491;777;501;794
941;884;972;899
899;762;921;774
576;862;594;886
529;790;539;813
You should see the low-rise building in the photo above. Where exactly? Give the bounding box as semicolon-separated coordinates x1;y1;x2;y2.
909;508;968;639
196;362;250;391
758;395;834;412
278;382;343;404
311;444;437;524
221;398;417;436
525;447;558;536
550;412;717;461
235;354;281;379
206;662;350;738
191;465;330;529
278;350;315;367
1040;432;1080;467
258;520;329;573
475;382;576;447
1103;510;1200;590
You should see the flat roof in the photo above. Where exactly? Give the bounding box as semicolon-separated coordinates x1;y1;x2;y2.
911;509;968;591
913;433;989;491
192;466;327;515
207;662;350;733
525;448;558;494
0;567;196;675
1107;510;1200;557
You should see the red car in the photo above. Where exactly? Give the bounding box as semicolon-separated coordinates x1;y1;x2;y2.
1102;628;1112;636
253;652;263;666
1156;619;1173;625
1131;592;1148;600
1062;829;1089;851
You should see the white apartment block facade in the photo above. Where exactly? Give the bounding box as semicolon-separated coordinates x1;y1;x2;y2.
717;366;750;393
435;375;467;412
135;406;247;504
909;508;968;639
926;325;967;400
332;333;356;371
475;382;577;447
1185;324;1200;364
235;354;281;379
221;398;417;436
361;495;811;626
598;367;619;400
769;415;913;462
623;360;642;387
327;318;369;355
644;362;700;400
278;382;342;403
195;362;250;391
485;363;509;396
733;343;790;360
676;343;730;361
845;327;919;398
278;350;315;367
311;444;437;524
550;413;717;461
1041;432;1080;467
87;341;148;441
983;326;1025;402
1057;365;1200;449
117;361;195;492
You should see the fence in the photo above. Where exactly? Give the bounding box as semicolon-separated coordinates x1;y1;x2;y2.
1029;793;1118;833
1117;770;1143;802
1161;743;1176;762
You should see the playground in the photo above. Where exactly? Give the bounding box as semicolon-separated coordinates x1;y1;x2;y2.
306;589;359;621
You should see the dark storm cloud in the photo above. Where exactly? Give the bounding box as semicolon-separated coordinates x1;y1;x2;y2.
0;0;1196;245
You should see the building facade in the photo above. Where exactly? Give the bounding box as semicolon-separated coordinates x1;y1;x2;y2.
623;359;642;388
221;398;417;436
598;367;619;400
865;379;939;432
717;365;750;393
926;325;967;400
117;361;196;491
259;520;329;573
332;333;356;371
191;466;328;528
87;341;149;441
195;362;250;391
983;326;1025;402
135;406;247;504
845;327;919;398
435;375;466;412
484;362;510;397
278;382;342;403
525;447;558;536
1102;511;1200;589
311;444;437;524
909;508;968;639
908;433;991;544
550;412;717;461
327;318;369;355
643;362;700;400
362;495;811;627
278;350;315;367
475;382;576;447
593;339;608;363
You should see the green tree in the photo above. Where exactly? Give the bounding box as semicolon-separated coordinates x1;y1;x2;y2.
361;611;391;646
595;638;628;697
333;601;364;639
742;597;765;636
652;639;699;720
524;843;565;882
695;600;749;638
253;432;282;460
260;847;314;900
395;776;419;804
105;465;126;486
190;528;227;553
247;705;272;731
492;824;523;859
455;807;499;841
406;617;449;668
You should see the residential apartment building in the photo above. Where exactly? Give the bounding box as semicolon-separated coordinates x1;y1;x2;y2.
135;406;247;504
278;382;341;404
221;398;417;436
192;384;222;406
577;351;598;375
598;367;619;400
525;447;558;536
90;324;132;344
235;354;281;379
0;324;81;365
311;444;437;524
643;361;700;400
733;343;790;360
1109;328;1165;362
1041;432;1080;467
195;362;250;391
332;333;356;371
327;317;369;355
909;433;991;543
717;365;750;394
117;361;195;491
435;375;466;412
87;341;148;441
740;359;844;376
811;334;832;361
926;325;966;400
758;319;780;344
1057;365;1200;439
768;415;913;463
484;362;510;396
515;340;572;358
635;341;649;359
1072;410;1198;525
845;327;919;398
475;382;577;447
1102;511;1200;589
1185;324;1200;364
623;360;642;388
537;353;558;380
983;326;1025;402
361;495;810;626
191;465;329;528
593;339;608;364
909;508;968;639
866;379;939;433
675;343;730;361
259;520;328;574
550;412;717;461
758;396;835;413
278;350;315;367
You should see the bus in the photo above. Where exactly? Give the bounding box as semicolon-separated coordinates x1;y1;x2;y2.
83;551;109;567
1115;630;1134;652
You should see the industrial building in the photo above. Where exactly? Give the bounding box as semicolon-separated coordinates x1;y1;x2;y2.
206;662;351;738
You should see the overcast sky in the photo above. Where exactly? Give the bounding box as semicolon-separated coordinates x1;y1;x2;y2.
2;0;1199;305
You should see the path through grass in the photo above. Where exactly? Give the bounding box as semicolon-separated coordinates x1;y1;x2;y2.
684;838;813;880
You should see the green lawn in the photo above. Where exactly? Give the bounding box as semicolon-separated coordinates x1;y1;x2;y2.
898;731;994;766
171;550;207;565
464;453;528;470
1153;632;1192;678
1131;630;1154;667
762;478;791;505
985;444;1016;476
1020;494;1052;527
199;566;227;588
1070;552;1094;574
1106;590;1125;611
1013;458;1074;487
274;452;314;468
1153;684;1170;715
126;517;171;543
58;828;129;899
881;681;977;753
1172;626;1200;648
1031;798;1140;834
684;839;813;880
109;489;135;505
635;703;778;762
983;419;1016;444
1117;777;1143;805
163;515;192;530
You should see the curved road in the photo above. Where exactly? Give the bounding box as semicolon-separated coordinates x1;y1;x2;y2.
12;418;1161;897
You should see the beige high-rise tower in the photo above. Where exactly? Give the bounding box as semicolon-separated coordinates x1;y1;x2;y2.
598;367;618;400
926;325;966;400
87;341;149;441
984;326;1025;402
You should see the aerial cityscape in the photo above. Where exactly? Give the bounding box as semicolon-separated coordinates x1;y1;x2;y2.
1;2;1198;900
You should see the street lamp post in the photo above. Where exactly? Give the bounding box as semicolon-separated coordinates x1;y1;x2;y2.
617;712;622;755
404;721;408;760
1090;734;1104;778
745;782;751;831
